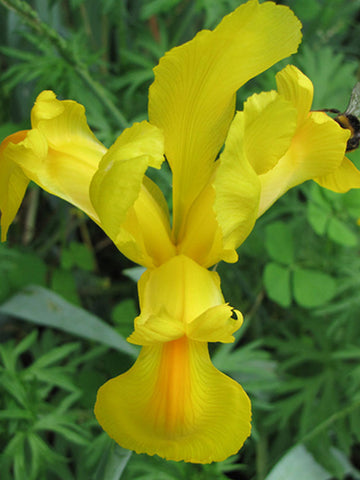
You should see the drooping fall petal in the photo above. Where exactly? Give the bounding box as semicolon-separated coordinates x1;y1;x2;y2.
95;338;251;463
149;0;302;238
95;255;250;463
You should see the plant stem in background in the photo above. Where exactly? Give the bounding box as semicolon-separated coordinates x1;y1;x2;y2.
0;0;129;129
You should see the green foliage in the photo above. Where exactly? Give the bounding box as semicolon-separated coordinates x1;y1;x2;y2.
0;330;102;480
262;219;340;308
1;0;360;478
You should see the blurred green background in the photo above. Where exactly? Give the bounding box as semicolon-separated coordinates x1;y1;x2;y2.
1;0;360;479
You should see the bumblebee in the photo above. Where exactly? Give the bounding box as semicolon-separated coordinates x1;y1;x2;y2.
321;82;360;152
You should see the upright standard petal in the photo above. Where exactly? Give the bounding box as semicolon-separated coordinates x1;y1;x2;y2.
95;255;250;463
213;112;261;256
149;0;302;237
90;122;176;267
177;113;262;266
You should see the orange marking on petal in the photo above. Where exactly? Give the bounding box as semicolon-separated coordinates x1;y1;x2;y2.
150;336;193;437
0;130;29;154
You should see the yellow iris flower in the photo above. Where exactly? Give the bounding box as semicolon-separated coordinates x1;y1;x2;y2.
0;0;358;464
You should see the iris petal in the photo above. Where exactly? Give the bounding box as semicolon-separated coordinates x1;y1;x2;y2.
244;90;297;175
90;122;175;267
187;304;242;343
95;337;251;463
214;112;261;255
1;91;107;229
315;156;360;192
0;131;30;241
149;0;302;237
258;112;349;216
276;64;314;126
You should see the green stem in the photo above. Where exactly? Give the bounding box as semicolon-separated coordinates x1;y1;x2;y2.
22;186;40;245
256;431;268;480
0;0;128;129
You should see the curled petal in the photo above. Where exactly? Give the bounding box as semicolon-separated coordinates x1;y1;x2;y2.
95;337;251;463
136;255;225;332
244;90;297;175
1;91;107;229
30;91;107;219
90;122;175;267
258;112;349;216
31;91;106;161
127;309;184;345
315;156;360;192
187;305;242;343
240;65;350;216
149;0;302;237
214;112;261;255
276;64;314;126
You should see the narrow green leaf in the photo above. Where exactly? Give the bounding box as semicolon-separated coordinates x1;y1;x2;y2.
0;286;137;357
29;343;80;369
13;330;38;357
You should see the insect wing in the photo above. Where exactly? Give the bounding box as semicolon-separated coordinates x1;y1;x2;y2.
345;82;360;117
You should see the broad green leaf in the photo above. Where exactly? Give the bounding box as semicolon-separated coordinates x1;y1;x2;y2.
265;444;330;480
342;188;360;217
61;242;95;271
0;286;137;357
51;269;80;305
265;221;294;265
7;252;47;290
327;217;358;247
293;268;337;308
307;202;329;235
263;262;292;308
